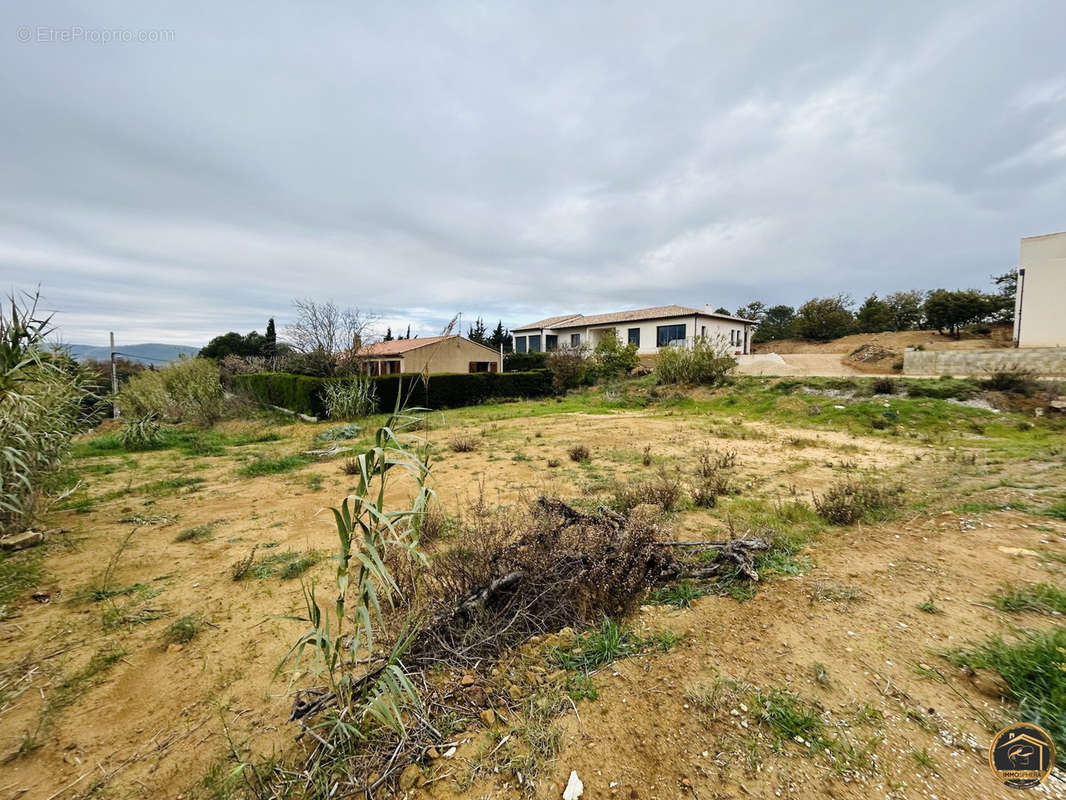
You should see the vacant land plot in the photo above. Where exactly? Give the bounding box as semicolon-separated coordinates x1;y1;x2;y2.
1;377;1065;799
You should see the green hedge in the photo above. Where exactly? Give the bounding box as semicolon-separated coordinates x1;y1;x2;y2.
234;370;554;417
504;352;548;371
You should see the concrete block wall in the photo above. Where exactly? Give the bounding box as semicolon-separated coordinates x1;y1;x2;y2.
903;347;1066;376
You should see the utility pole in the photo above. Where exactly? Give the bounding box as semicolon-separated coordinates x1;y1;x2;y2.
109;331;119;418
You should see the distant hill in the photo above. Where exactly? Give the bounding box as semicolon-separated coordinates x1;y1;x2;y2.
66;343;201;365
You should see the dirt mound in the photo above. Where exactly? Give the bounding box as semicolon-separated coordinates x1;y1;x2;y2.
843;343;901;373
754;326;1012;355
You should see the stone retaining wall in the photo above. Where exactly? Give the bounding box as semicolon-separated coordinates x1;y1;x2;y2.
903;347;1066;376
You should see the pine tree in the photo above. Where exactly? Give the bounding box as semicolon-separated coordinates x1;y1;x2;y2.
264;317;276;362
488;320;512;353
468;317;488;344
405;324;411;340
383;327;393;341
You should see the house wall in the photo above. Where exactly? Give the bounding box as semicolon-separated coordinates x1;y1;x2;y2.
398;337;502;374
1015;232;1066;348
903;346;1066;377
513;315;751;355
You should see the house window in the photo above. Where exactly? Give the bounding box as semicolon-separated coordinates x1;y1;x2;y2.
545;334;558;351
628;328;640;346
570;333;581;347
528;335;542;352
656;324;686;347
469;361;491;373
515;336;527;353
701;325;706;338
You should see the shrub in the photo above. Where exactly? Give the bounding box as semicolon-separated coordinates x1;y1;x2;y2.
981;366;1040;396
656;337;736;385
590;332;639;379
547;346;590;391
117;357;224;425
568;444;591;463
814;478;903;524
449;434;478;453
871;378;897;395
321;374;378;419
1;293;91;533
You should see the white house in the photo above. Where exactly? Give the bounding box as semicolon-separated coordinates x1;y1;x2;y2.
512;305;756;356
1014;231;1066;348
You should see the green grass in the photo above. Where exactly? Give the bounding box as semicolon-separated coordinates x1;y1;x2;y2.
174;522;220;543
553;619;680;674
241;549;321;579
916;598;942;614
0;547;44;619
991;583;1066;616
73;427;282;459
651;579;705;608
947;627;1066;753
911;747;937;770
554;619;641;672
1044;500;1066;521
753;687;824;744
237;455;310;477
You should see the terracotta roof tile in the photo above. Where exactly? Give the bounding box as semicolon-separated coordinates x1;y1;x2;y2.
356;335;454;356
515;305;754;330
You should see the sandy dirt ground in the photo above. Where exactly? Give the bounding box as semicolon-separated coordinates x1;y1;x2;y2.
734;354;884;377
1;397;1063;800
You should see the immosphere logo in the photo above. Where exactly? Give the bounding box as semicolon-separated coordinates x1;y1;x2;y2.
988;723;1056;789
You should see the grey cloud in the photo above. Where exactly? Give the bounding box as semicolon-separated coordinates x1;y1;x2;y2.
2;0;1064;345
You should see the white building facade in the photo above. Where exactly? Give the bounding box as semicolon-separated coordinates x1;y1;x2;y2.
1015;231;1066;348
512;305;755;356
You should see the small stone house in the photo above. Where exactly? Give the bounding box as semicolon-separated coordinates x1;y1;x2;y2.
354;335;502;376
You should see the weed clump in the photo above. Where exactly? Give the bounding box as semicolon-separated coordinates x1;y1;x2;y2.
163;614;204;645
449;434;478;453
690;449;737;508
814;478;903;525
992;583;1066;616
610;469;684;513
568;444;591;463
174;523;216;543
948;628;1066;753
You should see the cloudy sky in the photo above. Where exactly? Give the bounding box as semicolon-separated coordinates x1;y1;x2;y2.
3;1;1065;346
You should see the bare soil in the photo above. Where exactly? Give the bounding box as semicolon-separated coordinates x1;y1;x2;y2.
753;328;1012;355
1;398;1064;800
